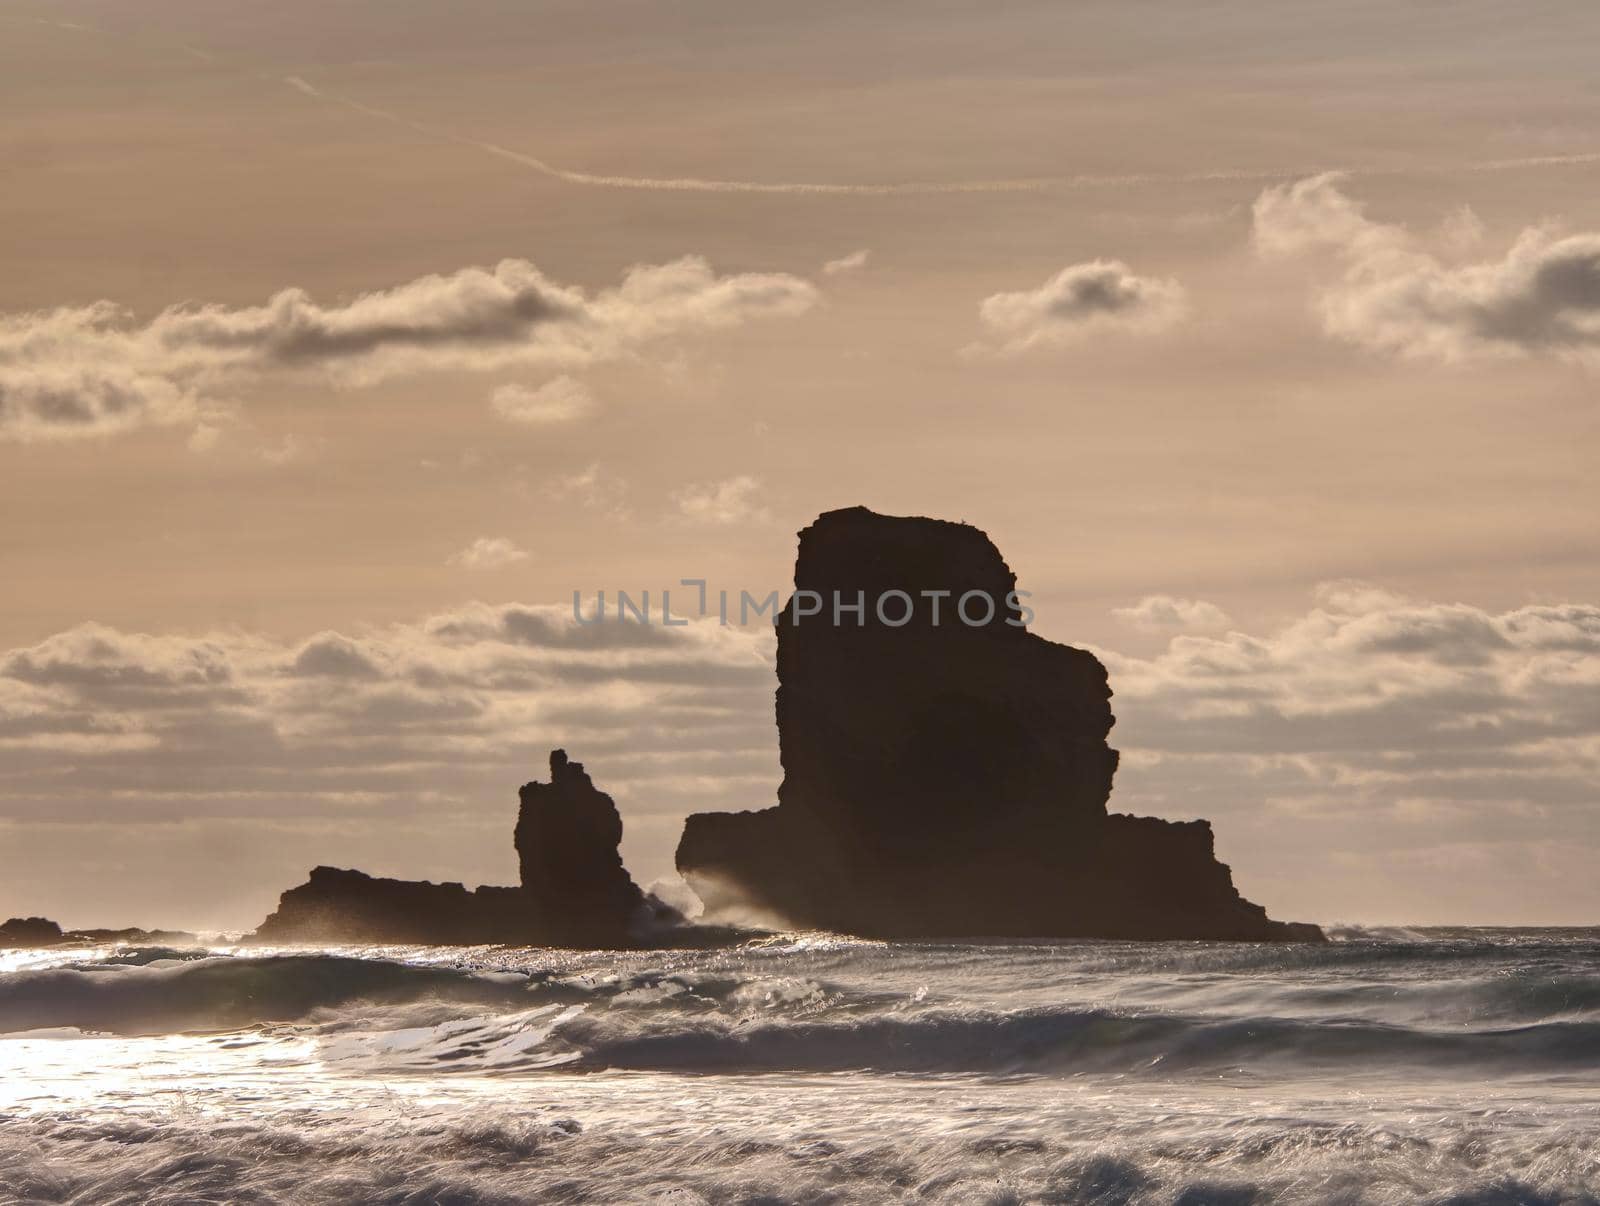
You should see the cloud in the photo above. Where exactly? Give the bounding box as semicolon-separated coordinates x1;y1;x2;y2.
288;633;386;680
671;475;769;525
0;304;201;442
972;260;1186;354
0;257;818;443
822;249;870;275
0;601;778;830
489;376;594;424
1096;584;1600;791
2;586;1597;925
0;600;783;924
449;537;529;570
2;623;242;695
259;433;311;466
1253;173;1600;361
1252;173;1391;261
182;419;321;464
1113;595;1232;634
1438;205;1487;255
186;423;222;453
1093;585;1600;920
546;462;630;519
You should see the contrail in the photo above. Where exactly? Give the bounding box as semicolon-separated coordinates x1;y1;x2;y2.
286;76;1351;194
281;75;1600;197
16;20;1600;196
467;139;1052;195
283;77;1050;195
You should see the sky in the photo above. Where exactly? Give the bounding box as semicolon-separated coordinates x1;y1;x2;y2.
1;0;1597;930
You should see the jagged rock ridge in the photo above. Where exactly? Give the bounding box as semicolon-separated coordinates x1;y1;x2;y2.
677;505;1322;942
253;750;687;947
515;749;667;945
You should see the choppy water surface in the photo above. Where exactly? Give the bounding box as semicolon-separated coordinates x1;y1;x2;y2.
2;928;1597;1204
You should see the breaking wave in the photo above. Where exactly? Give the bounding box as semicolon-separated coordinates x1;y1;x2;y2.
311;997;1600;1080
3;1104;1595;1206
6;934;1599;1080
3;931;1598;1204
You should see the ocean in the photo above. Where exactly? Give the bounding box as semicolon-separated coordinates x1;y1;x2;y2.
1;928;1596;1204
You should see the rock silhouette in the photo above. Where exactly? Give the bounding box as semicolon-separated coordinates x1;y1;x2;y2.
253;750;691;947
515;750;662;945
251;867;540;945
677;506;1323;942
1;916;198;948
32;506;1323;947
1;917;64;948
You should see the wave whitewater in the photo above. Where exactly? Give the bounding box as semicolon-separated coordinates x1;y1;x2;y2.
5;931;1600;1080
2;930;1597;1204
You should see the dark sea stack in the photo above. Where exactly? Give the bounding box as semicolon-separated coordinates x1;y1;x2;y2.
251;751;686;947
514;749;660;945
1;917;64;948
676;506;1323;942
251;866;538;945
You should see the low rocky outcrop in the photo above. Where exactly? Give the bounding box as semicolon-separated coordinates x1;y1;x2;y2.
677;506;1323;942
250;867;538;945
0;917;64;948
1;916;199;948
251;750;697;947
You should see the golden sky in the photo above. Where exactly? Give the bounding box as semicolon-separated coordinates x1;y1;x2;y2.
2;0;1598;928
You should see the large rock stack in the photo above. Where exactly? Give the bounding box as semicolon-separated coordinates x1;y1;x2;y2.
676;506;1321;942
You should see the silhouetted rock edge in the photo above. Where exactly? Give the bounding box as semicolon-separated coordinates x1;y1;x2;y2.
248;750;745;949
676;505;1324;943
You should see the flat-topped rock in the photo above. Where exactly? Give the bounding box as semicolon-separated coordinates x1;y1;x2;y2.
0;917;64;948
677;506;1322;942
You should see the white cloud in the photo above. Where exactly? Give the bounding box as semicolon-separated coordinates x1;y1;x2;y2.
671;475;769;525
448;537;529;570
1251;173;1393;261
0;257;818;443
1253;173;1600;361
1113;595;1232;633
822;249;870;275
489;376;594;424
971;259;1186;354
